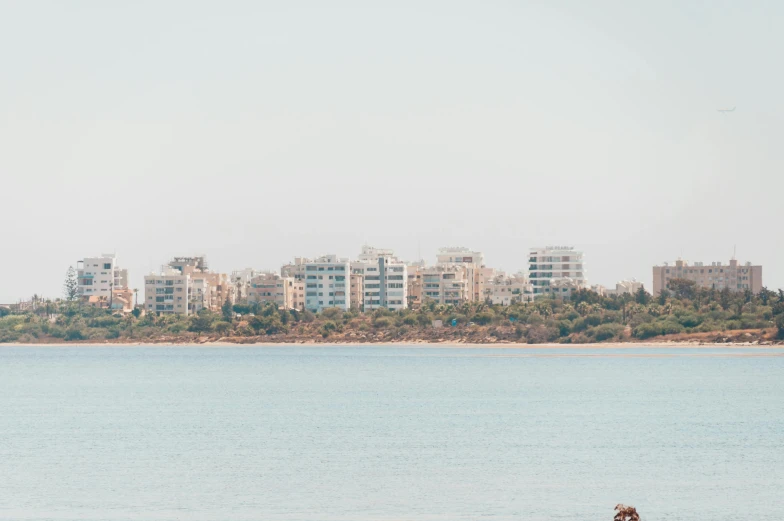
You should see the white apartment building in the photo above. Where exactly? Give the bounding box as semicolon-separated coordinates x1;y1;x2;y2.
304;255;351;313
484;274;534;305
248;273;296;309
189;278;209;313
352;247;408;311
144;269;191;315
231;268;259;302
77;254;129;301
528;246;587;297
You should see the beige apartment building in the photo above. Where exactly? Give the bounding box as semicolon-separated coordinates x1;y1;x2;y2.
436;247;485;301
406;264;424;309
652;258;763;295
247;273;296;309
421;265;471;305
292;280;305;311
168;256;233;311
144;269;191;315
350;274;364;311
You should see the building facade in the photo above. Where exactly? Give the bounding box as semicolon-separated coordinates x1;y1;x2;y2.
77;254;129;302
304;255;350;313
144;269;191;315
421;265;471;305
247;273;296;309
652;258;763;295
528;246;586;297
483;274;534;305
351;246;408;311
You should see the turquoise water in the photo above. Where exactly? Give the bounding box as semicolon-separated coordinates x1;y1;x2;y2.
1;346;782;521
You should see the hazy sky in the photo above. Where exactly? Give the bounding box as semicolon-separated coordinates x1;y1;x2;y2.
1;1;782;302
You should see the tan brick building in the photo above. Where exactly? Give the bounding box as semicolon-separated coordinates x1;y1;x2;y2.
652;258;762;295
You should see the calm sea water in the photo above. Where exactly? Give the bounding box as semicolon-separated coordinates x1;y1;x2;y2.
1;346;782;521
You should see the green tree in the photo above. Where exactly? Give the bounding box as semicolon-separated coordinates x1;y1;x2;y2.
214;321;232;335
221;297;233;322
634;286;651;305
776;315;784;340
758;287;775;306
188;314;214;337
667;278;697;300
657;288;669;306
63;266;79;301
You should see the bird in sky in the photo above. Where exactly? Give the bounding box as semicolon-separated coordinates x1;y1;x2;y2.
717;106;736;113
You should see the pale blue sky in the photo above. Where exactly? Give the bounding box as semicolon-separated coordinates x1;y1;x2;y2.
1;1;782;301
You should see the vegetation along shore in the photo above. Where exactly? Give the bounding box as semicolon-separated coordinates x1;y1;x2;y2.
2;280;784;346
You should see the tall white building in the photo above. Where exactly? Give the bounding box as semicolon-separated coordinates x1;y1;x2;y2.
351;246;408;311
77;254;129;301
304;255;350;313
144;269;191;315
528;246;586;297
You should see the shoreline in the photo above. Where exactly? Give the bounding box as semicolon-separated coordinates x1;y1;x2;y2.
2;341;783;348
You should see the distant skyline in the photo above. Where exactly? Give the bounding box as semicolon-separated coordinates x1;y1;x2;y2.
2;1;783;301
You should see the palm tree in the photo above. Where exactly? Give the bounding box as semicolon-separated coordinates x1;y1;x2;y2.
133;288;139;308
614;504;640;521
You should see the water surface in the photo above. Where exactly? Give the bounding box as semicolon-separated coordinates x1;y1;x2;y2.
1;345;782;520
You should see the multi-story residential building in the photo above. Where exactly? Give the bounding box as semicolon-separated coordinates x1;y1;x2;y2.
435;247;487;301
528;246;587;297
167;256;233;311
169;255;208;273
406;264;424;309
231;268;259;303
421;265;471;305
281;257;311;281
292;280;305;311
77;254;129;303
303;255;350;313
351;246;408;311
652;258;762;295
188;271;233;310
539;277;584;299
349;274;364;311
144;269;191;315
247;273;296;309
357;245;396;263
189;278;209;313
436;247;484;266
483;274;534;305
602;279;645;296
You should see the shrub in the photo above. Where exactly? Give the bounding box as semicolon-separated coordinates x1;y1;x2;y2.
585;314;602;327
589;324;624;342
474;312;495;326
373;317;392;329
677;314;702;328
403;315;417;326
776;315;784;340
660;321;685;335
65;328;85;341
633;323;662;340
